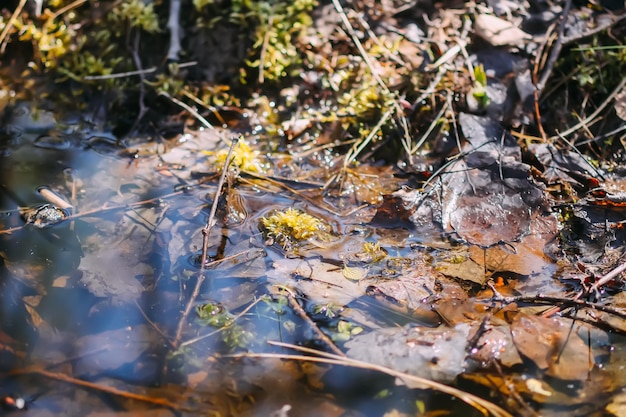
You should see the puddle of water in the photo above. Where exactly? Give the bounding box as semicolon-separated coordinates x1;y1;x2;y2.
0;121;622;416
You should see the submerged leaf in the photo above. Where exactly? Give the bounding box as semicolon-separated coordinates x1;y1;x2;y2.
267;257;367;305
342;264;368;281
510;313;593;381
441;114;547;247
345;323;473;384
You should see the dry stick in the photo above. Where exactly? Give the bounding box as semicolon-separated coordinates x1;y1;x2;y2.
352;11;406;67
278;287;345;357
180;89;228;126
506;294;626;321
48;0;88;20
0;0;27;53
242;171;367;217
0;190;187;235
410;99;448;154
343;107;394;168
173;138;239;345
535;0;573;94
540;77;626;181
9;367;184;410
84;62;197;81
490;361;540;417
586;260;626;298
134;299;177;348
562;12;626;45
231;341;514;417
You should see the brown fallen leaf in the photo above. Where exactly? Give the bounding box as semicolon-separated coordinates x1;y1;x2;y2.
510;313;593;381
472;323;523;367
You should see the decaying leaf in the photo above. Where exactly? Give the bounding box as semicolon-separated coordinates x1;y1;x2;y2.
342;264;368;281
606;391;626;416
472;323;523;367
441;114;547;247
474;14;531;46
510;313;593;381
72;325;158;377
528;143;597;188
437;253;488;285
267;257;367;305
345;323;473;384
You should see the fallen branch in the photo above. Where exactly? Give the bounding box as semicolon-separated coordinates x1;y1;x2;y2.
535;0;573;94
277;286;345;357
8;367;185;411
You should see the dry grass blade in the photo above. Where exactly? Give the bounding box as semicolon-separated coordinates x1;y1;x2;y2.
343;107;394;168
159;91;215;130
330;0;413;162
550;77;626;141
224;341;513;417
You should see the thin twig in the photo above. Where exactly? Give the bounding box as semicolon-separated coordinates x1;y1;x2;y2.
562;12;626;45
343;107;394;168
180;296;263;348
48;0;88;21
410;99;448;154
200;138;238;266
586;260;626;297
83;62;197;80
134;299;176;348
279;287;345;356
0;0;28;53
8;367;185;410
159;91;215;130
501;295;626;321
550;77;626;141
0;190;187;235
242;171;368;217
536;0;573;94
173;138;239;345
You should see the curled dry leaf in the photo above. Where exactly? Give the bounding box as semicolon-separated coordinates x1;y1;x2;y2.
474;14;531;46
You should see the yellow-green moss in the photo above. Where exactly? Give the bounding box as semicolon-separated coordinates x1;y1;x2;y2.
261;207;331;250
206;139;268;173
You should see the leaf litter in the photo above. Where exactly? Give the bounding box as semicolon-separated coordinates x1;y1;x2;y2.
1;0;626;416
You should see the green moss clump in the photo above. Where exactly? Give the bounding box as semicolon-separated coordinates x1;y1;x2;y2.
194;0;317;83
261;207;331;250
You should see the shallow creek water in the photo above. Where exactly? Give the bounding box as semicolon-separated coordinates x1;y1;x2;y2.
1;111;626;416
